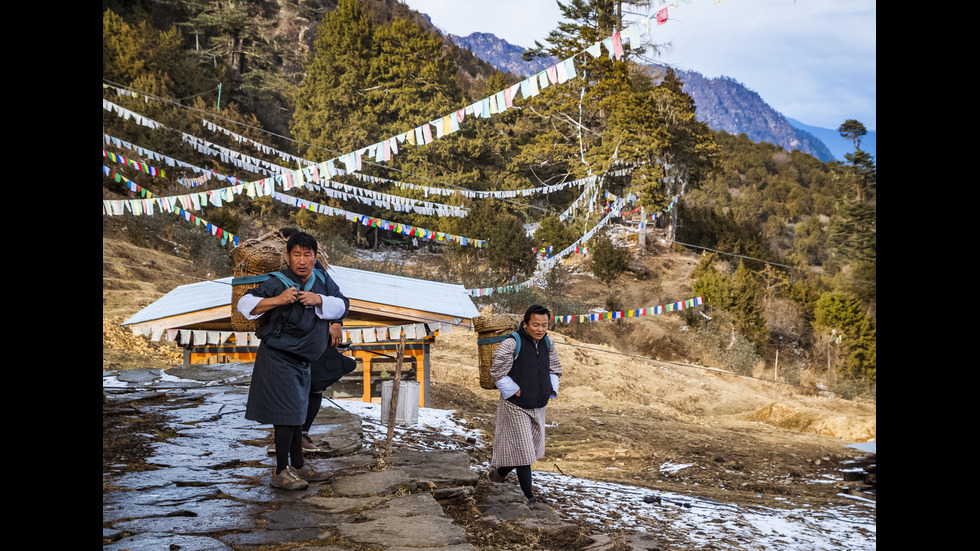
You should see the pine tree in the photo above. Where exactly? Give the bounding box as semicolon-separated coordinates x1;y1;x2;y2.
837;119;867;151
729;261;767;346
367;18;461;136
589;234;630;283
627;69;717;240
461;201;537;283
515;0;637;185
692;253;730;311
836;119;875;202
814;292;876;380
487;214;536;281
178;0;298;111
290;0;378;158
530;3;717;234
843;149;876;202
534;215;576;251
827;200;876;264
103;9;194;97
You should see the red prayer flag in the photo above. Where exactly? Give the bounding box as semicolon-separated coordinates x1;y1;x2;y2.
611;33;624;60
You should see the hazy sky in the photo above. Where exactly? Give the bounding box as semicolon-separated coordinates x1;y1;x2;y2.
401;0;876;131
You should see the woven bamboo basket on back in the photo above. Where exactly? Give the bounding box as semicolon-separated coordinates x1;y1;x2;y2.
473;314;521;390
230;230;329;331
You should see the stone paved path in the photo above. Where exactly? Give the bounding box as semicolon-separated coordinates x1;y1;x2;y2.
103;366;587;551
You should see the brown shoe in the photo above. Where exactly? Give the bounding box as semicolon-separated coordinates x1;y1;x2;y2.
295;463;333;483
487;468;506;483
302;432;321;453
270;466;308;490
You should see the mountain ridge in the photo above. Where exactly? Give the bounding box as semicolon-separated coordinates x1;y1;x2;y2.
450;30;872;163
449;31;558;77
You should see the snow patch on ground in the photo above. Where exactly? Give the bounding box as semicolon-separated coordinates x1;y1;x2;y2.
353;249;411;263
532;471;875;550
327;400;489;451
333;401;876;551
660;462;697;474
102;375;127;388
102;371;187;388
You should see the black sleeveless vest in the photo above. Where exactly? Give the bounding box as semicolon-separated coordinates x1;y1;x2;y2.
506;326;553;410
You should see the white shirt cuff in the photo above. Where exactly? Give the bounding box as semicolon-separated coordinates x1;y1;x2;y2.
316;296;347;319
496;376;520;399
237;294;263;320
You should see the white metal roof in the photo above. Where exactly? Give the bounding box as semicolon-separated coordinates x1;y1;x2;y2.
122;265;479;326
328;265;478;319
846;441;876;454
122;278;234;326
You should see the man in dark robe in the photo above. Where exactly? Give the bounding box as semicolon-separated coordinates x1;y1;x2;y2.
271;228;352;455
237;232;347;490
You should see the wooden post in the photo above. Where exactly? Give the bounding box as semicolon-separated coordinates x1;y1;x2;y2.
384;332;406;460
639;207;646;250
774;348;779;382
362;354;372;402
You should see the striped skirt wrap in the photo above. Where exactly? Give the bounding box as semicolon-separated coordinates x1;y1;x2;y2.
490;398;546;467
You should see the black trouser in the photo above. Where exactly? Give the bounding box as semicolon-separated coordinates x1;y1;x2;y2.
273;425;303;473
496;465;533;499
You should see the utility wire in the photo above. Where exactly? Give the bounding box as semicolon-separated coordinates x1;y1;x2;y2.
667;239;876;286
176;87;221;102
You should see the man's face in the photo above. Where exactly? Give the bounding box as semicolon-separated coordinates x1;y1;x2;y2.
524;313;549;341
288;246;316;282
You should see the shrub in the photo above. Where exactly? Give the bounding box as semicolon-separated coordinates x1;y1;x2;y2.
534;215;576;252
589;234;630;283
827;376;876;400
544;264;570;295
693;325;763;376
814;292;876;380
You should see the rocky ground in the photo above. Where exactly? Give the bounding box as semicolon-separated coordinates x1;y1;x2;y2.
103;363;875;550
104;367;632;550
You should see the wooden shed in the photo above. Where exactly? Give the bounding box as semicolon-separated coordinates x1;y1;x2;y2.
122;265;480;407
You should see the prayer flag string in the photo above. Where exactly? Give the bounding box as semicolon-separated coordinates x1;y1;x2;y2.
102;1;683;181
550;296;705;324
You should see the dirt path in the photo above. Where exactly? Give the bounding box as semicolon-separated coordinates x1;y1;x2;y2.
430;327;875;509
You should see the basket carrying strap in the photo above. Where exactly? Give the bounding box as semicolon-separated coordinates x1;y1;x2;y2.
476;334;512;346
232;270;324;291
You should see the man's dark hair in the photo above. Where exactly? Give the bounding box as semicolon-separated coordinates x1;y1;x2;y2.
286;232;318;254
523;304;551;324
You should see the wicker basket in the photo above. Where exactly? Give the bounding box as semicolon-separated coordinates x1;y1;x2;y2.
473;314;521;390
230;230;330;331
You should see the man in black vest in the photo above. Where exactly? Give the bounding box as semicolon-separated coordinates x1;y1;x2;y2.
487;304;562;505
